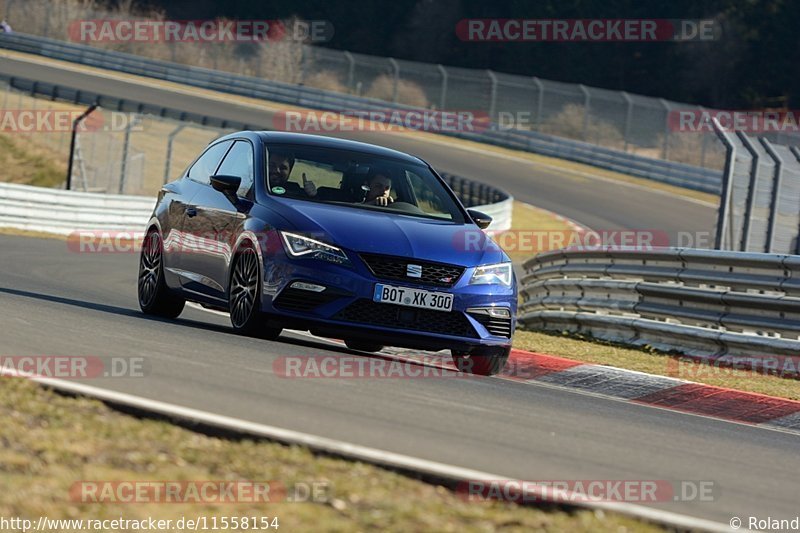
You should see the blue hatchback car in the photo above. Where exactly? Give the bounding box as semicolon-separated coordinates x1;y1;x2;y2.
138;132;516;375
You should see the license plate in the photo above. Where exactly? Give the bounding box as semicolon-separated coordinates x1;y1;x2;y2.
373;284;454;312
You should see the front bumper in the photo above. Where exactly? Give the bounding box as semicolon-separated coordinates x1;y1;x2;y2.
260;251;517;352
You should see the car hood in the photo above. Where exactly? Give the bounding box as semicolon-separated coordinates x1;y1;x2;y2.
272;199;507;267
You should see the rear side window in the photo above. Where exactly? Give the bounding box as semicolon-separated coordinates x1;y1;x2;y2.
216;140;255;197
188;140;233;185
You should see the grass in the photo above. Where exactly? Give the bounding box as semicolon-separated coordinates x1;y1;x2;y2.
512;330;800;401
495;202;577;262
0;133;67;188
0;376;662;532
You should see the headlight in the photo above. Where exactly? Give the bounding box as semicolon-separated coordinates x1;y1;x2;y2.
469;262;512;286
280;231;349;265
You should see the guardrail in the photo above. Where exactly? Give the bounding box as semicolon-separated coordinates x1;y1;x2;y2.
0;176;511;235
0;182;155;234
519;247;800;369
0;32;723;194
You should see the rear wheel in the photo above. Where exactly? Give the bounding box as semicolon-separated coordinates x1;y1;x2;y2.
451;346;510;376
138;229;185;318
229;244;281;340
344;340;384;353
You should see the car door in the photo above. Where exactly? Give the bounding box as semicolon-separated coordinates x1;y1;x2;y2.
173;139;234;300
180;140;255;302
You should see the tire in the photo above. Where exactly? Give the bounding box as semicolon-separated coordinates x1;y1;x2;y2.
344;340;384;353
229;244;282;340
138;229;185;318
451;346;510;376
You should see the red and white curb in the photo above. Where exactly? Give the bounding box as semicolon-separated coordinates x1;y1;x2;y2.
503;350;800;434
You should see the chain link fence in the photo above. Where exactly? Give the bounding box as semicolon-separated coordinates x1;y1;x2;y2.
0;79;227;195
3;0;779;176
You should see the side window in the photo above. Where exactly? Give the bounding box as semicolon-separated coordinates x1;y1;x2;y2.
216;140;255;197
187;141;233;185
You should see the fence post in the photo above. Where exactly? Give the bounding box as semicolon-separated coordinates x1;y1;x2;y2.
66;102;98;191
736;132;760;252
759;137;783;254
388;58;399;104
659;99;671;159
437;64;448;110
532;77;544;131
621;91;633;151
578;84;590;141
344;51;355;93
164;124;186;184
118;115;138;194
487;70;498;123
712;118;736;250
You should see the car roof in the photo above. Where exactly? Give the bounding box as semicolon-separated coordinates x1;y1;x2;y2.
215;131;425;165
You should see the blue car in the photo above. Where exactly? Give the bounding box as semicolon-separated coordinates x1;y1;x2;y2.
138;132;516;375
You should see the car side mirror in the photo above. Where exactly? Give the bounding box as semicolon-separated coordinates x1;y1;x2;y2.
467;209;492;230
210;174;242;203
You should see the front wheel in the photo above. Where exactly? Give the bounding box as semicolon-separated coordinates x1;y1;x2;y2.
138;229;185;318
229;245;281;340
451;346;510;376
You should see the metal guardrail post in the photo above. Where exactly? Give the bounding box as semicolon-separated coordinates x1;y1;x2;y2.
712;118;737;250
487;70;498;123
343;51;355;93
736;132;760;252
66;102;98;191
163;124;186;185
621;91;632;151
532;77;544;131
437;64;447;110
578;84;590;141
759;137;783;254
791;147;800;255
659;99;671;159
388;58;399;104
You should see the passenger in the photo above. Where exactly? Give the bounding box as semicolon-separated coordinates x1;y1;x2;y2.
268;152;317;197
363;170;393;206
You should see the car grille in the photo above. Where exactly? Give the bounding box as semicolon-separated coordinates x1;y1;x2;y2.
468;312;513;338
273;286;342;312
359;253;465;288
335;299;478;338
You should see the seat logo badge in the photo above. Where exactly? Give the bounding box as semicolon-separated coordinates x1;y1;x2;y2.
407;264;422;278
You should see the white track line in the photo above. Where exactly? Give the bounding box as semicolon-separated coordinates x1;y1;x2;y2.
2;368;732;532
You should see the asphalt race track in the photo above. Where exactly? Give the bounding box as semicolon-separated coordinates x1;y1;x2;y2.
1;54;788;528
2;235;799;526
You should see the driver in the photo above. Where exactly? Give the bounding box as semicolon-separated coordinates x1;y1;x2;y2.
363;170;393;206
268;151;317;197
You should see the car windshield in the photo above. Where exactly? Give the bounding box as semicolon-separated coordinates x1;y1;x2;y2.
265;144;465;223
